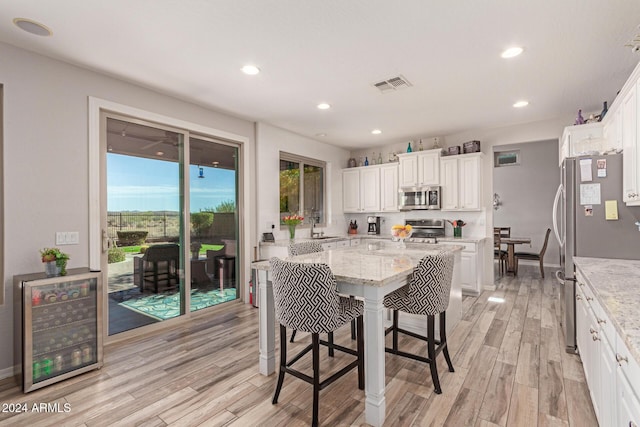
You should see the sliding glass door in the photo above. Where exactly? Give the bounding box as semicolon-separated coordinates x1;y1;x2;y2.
104;115;240;335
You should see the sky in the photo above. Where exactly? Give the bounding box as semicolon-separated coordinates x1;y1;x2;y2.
107;154;236;212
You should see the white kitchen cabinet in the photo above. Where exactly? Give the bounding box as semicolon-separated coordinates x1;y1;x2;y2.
350;238;361;246
559;122;604;167
397;150;440;188
438;240;483;294
440;153;483;211
575;268;640;427
342;166;380;213
380;164;399;212
321;241;337;251
622;82;639;204
336;240;350;248
343;164;398;213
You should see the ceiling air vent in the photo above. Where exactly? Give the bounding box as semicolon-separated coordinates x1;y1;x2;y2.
373;75;412;93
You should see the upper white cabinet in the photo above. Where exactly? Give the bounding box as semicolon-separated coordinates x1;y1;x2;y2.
397;149;440;188
440;153;483;211
343;164;398;213
559;123;604;167
622;82;639;204
379;164;399;212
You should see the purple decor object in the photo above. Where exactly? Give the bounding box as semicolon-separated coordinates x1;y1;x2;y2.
575;109;585;125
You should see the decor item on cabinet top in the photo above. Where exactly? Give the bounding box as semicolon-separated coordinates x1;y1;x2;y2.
406;142;412;153
600;101;608;121
447;219;466;238
40;247;70;276
574;109;585;125
348;157;356;168
463;140;481;154
282;214;304;240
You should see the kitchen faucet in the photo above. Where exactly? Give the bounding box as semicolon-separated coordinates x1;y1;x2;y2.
310;217;322;238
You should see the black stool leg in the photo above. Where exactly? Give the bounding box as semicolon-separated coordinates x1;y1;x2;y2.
356;315;365;390
327;331;335;357
392;310;399;351
272;324;287;404
312;333;320;427
440;312;454;372
290;330;297;343
427;315;442;394
351;319;356;340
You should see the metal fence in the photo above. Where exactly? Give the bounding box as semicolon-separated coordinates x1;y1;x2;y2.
107;212;180;241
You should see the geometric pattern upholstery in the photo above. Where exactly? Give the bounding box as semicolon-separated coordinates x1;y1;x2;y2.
288;241;324;256
384;251;454;316
270;257;363;334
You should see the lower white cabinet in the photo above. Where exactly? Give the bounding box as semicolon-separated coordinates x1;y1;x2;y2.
350;238;361;246
438;240;483;294
575;269;640;427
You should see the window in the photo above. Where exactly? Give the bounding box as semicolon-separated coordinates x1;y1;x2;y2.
494;150;520;167
279;152;325;226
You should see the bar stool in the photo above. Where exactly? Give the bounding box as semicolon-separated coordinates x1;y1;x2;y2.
269;258;364;427
384;251;455;394
287;241;323;343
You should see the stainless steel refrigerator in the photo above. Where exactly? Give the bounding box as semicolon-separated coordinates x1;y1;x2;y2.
553;153;640;353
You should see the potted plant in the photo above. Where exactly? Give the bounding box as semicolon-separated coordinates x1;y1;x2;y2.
40;247;70;276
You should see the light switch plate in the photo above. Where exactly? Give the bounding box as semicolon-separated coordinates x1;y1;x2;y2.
55;231;80;245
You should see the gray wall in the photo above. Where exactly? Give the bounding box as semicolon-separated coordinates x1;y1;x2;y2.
0;41;256;375
493;139;560;267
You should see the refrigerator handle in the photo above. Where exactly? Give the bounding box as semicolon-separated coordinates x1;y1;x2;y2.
552;183;564;247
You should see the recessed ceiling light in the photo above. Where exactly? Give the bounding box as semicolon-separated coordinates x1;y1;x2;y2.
371;129;382;135
241;65;260;75
513;100;529;108
317;103;331;110
13;18;52;37
501;47;523;59
316;133;327;137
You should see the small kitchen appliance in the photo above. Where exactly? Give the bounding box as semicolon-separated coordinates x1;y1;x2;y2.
367;216;381;235
399;186;441;210
405;219;445;243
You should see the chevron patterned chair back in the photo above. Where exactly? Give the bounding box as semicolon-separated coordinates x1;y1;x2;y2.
270;258;361;333
287;241;323;257
269;257;365;425
384;251;454;316
383;251;456;395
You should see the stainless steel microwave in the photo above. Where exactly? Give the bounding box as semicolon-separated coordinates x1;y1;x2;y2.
399;186;441;210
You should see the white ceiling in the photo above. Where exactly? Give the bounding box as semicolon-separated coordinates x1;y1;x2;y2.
1;1;639;150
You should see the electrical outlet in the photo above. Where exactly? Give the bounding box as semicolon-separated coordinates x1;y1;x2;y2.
266;222;275;230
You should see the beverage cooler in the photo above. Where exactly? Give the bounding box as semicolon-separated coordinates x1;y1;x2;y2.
14;268;103;392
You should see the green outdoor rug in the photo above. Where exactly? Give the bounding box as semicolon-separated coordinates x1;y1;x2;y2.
119;288;237;321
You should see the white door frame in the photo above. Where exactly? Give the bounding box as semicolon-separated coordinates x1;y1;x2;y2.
88;97;251;339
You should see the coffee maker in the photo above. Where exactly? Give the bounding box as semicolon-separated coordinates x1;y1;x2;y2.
367;216;381;235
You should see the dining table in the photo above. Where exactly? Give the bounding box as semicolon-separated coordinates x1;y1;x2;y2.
251;241;463;427
499;237;532;275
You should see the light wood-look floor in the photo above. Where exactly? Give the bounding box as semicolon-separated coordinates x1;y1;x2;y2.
0;264;598;426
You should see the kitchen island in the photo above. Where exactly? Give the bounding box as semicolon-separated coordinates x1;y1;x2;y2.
252;241;463;427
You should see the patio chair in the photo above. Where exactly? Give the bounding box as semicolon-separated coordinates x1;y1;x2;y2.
134;244;180;293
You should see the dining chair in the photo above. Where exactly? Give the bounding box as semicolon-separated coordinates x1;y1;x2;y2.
493;228;507;276
514;228;551;278
269;258;364;427
383;251;455;394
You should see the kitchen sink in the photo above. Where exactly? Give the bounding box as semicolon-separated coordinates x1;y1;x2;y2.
311;236;336;240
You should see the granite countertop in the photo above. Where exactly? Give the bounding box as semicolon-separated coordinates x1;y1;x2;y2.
573;257;640;365
252;241;463;287
260;234;485;247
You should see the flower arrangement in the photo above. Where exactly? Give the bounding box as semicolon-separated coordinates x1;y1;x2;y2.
40;247;70;276
282;214;304;226
282;214;304;239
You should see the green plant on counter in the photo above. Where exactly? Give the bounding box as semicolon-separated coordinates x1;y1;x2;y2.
39;247;70;276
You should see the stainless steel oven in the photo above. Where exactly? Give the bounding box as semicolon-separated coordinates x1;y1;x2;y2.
399;186;441;210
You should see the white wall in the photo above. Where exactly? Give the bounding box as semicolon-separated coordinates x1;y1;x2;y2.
0;42;256;374
256;122;350;245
